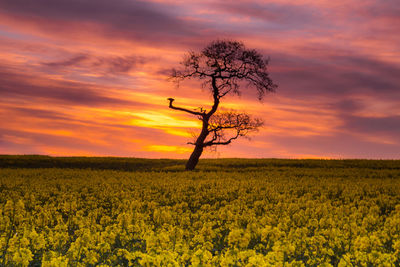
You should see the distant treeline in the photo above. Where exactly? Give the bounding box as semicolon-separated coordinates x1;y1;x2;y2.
0;155;399;172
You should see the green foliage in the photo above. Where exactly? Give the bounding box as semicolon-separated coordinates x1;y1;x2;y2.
0;156;399;266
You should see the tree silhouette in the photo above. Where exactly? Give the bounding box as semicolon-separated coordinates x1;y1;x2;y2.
168;40;277;170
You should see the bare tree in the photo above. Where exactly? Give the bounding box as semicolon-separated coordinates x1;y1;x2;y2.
168;40;277;170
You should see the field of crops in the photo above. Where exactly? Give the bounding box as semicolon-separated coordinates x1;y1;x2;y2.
1;156;400;266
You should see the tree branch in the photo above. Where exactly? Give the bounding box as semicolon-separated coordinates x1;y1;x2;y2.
167;98;205;116
202;110;263;147
205;76;220;118
204;131;240;146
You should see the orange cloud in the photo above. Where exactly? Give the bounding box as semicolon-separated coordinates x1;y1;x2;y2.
144;145;192;154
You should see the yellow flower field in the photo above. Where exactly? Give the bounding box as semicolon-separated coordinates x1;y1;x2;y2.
0;157;400;266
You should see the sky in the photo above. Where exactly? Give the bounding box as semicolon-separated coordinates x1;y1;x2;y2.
0;0;399;159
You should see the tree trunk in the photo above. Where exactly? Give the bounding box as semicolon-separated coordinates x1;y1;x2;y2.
185;117;209;170
185;79;219;171
185;144;203;170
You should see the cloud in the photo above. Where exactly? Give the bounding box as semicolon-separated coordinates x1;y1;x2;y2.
264;132;400;159
0;0;212;45
7;107;71;121
330;99;364;114
358;0;400;22
342;115;400;135
42;54;88;68
0;66;144;107
213;1;324;30
271;51;400;100
42;54;147;74
0;114;192;157
0;0;179;30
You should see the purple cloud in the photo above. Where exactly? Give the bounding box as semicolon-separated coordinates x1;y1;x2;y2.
272;52;400;100
266;132;400;159
42;54;147;74
0;66;144;107
213;1;325;29
0;0;212;45
342;115;400;135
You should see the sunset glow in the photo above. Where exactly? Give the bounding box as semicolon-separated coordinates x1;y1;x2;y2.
1;0;399;158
